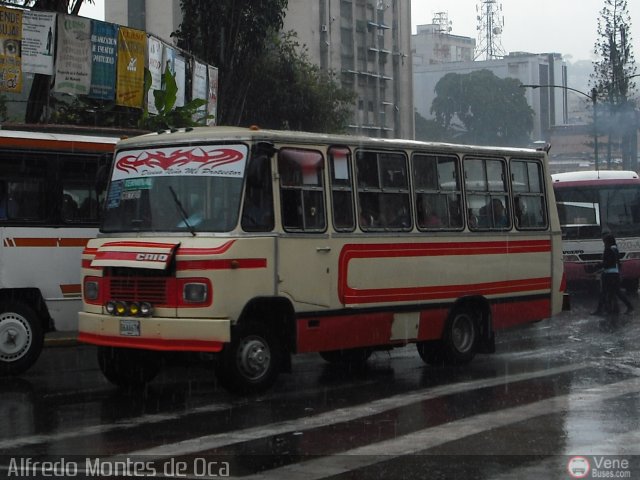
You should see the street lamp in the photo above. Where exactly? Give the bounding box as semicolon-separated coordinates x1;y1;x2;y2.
520;84;599;171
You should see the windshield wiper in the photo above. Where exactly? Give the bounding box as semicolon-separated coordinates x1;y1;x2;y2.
168;186;196;236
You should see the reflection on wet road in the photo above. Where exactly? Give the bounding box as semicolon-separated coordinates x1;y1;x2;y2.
1;289;640;479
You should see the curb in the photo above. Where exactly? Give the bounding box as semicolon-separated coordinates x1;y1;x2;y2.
44;333;78;347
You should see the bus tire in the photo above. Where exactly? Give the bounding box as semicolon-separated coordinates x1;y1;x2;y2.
319;348;372;365
0;302;44;376
97;346;160;388
417;306;478;366
214;322;282;394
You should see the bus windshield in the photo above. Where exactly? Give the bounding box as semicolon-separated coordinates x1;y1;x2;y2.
555;185;640;239
102;143;248;233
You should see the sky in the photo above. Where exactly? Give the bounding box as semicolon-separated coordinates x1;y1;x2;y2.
411;0;640;62
80;0;640;63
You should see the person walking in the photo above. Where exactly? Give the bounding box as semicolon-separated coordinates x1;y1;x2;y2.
593;232;634;315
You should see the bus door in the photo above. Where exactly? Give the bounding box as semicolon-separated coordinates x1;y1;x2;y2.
275;147;332;308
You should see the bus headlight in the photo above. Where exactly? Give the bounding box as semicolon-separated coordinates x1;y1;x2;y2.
84;280;99;301
183;283;208;303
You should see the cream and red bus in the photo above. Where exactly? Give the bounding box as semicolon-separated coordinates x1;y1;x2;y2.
79;127;566;393
552;170;640;293
0;126;123;376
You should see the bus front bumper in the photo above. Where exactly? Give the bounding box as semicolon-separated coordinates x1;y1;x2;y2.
78;312;230;353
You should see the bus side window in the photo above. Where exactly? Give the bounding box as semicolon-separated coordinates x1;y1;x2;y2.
242;154;274;232
278;148;326;232
511;160;548;230
329;147;355;232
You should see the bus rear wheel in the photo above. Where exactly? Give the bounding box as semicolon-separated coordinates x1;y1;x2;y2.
97;346;160;388
214;322;282;394
417;306;478;366
0;302;44;376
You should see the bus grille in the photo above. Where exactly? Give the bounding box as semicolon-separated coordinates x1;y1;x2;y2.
109;278;169;304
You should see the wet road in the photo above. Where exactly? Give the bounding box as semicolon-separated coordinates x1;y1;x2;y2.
2;288;640;479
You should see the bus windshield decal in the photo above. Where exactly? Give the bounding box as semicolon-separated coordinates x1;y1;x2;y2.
113;145;248;180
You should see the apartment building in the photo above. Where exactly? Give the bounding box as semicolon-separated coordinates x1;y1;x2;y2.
105;0;414;139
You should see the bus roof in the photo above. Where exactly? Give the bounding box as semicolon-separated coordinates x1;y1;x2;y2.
552;170;640;185
115;126;546;157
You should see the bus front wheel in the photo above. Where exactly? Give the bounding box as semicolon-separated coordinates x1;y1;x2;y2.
417;306;478;366
0;302;44;376
215;322;282;394
97;346;160;388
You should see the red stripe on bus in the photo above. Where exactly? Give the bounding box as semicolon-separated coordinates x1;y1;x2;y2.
338;241;552;304
177;259;267;270
341;277;551;304
296;296;551;353
3;237;91;247
78;332;224;352
0;138;116;152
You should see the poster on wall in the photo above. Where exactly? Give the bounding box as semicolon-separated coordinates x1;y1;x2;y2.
116;26;145;108
22;10;56;75
191;60;207;123
0;6;23;93
54;15;92;95
89;20;117;100
174;55;185;107
147;35;162;114
207;65;218;126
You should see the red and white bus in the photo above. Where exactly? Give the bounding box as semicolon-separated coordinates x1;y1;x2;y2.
0;126;131;376
79;127;566;392
552;170;640;293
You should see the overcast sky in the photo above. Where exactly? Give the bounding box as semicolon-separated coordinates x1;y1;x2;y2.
411;0;640;62
80;0;640;63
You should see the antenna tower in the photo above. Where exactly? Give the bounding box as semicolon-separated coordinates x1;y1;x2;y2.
474;0;505;60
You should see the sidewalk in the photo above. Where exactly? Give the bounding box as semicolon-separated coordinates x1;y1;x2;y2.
44;331;78;347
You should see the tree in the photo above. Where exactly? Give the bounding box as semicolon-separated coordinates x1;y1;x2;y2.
591;0;638;169
174;0;288;126
174;0;353;131
430;70;534;147
240;32;354;133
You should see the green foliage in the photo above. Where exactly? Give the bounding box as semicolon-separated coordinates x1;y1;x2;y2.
430;70;534;146
138;69;209;131
590;0;637;169
174;0;353;132
241;32;354;133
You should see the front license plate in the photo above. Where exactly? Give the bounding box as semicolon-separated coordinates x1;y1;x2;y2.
120;319;141;336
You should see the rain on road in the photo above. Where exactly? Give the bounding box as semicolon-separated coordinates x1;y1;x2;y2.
1;288;640;479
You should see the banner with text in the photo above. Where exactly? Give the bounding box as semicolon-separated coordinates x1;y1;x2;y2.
192;59;207;122
54;15;92;95
89;20;117;100
147;35;162;114
0;6;23;93
116;26;145;108
22;11;56;75
207;65;218;126
174;55;185;107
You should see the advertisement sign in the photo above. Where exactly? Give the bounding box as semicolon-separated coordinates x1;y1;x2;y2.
54;15;92;95
116;26;145;108
174;55;185;107
147;36;162;114
89;20;117;100
191;60;207;122
0;6;23;93
22;11;56;75
207;65;218;126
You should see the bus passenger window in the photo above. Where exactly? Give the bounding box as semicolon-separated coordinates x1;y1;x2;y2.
511;160;548;230
329;147;355;232
278;148;326;232
242;154;274;232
